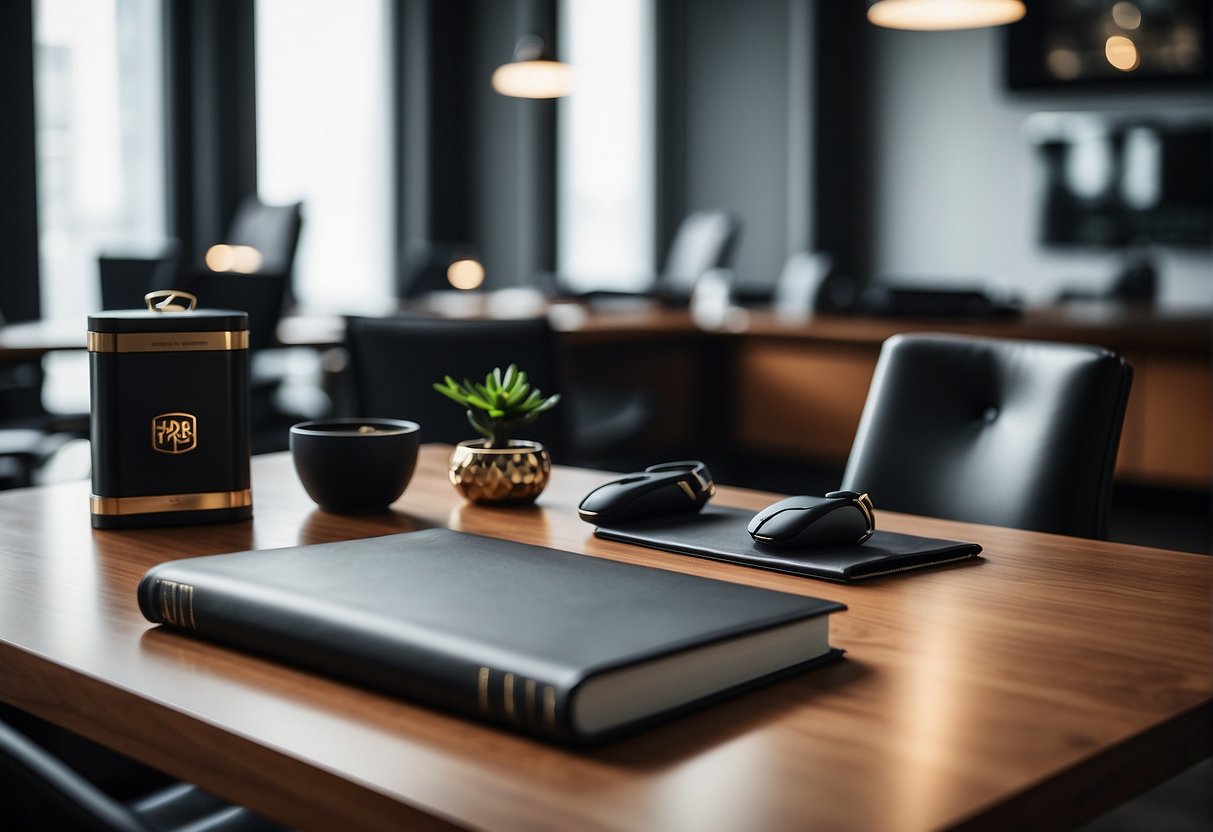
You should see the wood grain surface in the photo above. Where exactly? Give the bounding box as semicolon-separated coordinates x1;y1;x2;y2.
0;445;1209;831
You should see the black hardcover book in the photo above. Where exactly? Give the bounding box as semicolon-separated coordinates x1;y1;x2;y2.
595;507;982;582
138;529;844;744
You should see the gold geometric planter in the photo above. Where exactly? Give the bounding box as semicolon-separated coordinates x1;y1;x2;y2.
448;439;551;505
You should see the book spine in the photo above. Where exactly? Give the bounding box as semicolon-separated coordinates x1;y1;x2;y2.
137;573;576;742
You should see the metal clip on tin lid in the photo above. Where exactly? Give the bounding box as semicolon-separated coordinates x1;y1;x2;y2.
145;289;198;312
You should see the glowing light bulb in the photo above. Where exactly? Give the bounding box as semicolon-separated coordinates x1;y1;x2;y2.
205;244;234;272
447;259;486;290
1105;35;1140;72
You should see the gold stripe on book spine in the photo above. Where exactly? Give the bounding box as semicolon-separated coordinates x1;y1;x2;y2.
543;686;557;732
91;489;252;516
503;673;516;721
478;667;491;712
88;330;249;353
158;580;196;631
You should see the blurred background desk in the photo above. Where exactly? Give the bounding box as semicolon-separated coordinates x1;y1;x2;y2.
4;303;1210;492
332;300;1210;492
730;305;1213;491
3;302;1209;531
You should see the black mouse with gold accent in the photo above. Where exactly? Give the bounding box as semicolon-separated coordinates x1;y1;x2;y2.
578;461;715;526
748;491;875;548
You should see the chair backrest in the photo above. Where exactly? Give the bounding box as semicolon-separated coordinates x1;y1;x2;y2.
395;241;479;299
343;316;573;455
176;273;287;353
225;196;303;309
656;210;742;300
98;243;182;311
840;333;1133;539
226;196;304;277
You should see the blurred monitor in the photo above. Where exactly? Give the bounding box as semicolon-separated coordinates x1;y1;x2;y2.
1028;113;1212;248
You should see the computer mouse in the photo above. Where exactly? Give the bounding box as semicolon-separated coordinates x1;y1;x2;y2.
748;490;875;548
578;461;715;526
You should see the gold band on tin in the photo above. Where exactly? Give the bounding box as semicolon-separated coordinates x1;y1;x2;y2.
87;330;249;354
90;489;252;516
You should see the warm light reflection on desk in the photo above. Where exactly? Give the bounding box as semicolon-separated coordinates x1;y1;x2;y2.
886;575;974;830
29;487;103;663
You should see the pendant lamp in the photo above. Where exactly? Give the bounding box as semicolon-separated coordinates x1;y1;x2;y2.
492;35;573;99
867;0;1026;31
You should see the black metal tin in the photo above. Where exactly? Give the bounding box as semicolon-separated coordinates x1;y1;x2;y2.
88;305;252;528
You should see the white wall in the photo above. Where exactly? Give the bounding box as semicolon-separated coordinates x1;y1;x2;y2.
868;26;1212;308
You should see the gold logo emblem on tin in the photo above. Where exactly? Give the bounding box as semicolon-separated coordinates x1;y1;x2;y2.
152;412;197;454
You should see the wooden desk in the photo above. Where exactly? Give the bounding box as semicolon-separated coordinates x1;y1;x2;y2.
0;446;1209;831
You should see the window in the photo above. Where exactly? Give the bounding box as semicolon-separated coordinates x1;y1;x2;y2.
33;0;167;324
255;0;394;313
558;0;655;291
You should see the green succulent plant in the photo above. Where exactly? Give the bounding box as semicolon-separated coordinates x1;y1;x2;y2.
433;364;560;449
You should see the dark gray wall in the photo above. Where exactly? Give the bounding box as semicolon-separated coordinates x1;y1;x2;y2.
404;0;556;289
422;0;829;295
661;0;803;292
468;1;558;287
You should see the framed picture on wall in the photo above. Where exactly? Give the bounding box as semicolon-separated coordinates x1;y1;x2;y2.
1006;0;1211;90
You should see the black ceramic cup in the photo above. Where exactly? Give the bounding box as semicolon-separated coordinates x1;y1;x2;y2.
289;419;421;513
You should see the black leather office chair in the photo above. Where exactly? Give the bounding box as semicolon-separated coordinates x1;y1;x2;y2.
97;197;303;312
175;273;288;354
222;196;304;309
840;333;1133;539
343;316;652;465
98;243;183;311
0;715;283;832
167;272;300;454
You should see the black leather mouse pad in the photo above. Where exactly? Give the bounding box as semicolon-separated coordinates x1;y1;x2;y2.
594;506;982;582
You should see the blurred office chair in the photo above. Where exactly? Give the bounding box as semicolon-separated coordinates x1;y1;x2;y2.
656;210;742;301
97;196;303;311
395;241;482;300
0;714;283;832
548;209;741;304
840;333;1133;539
98;243;183;311
221;196;304;309
174;273;288;354
344;316;652;464
170;272;300;454
224;196;303;276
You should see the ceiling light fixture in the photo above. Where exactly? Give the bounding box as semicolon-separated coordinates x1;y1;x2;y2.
491;35;573;99
867;0;1026;31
